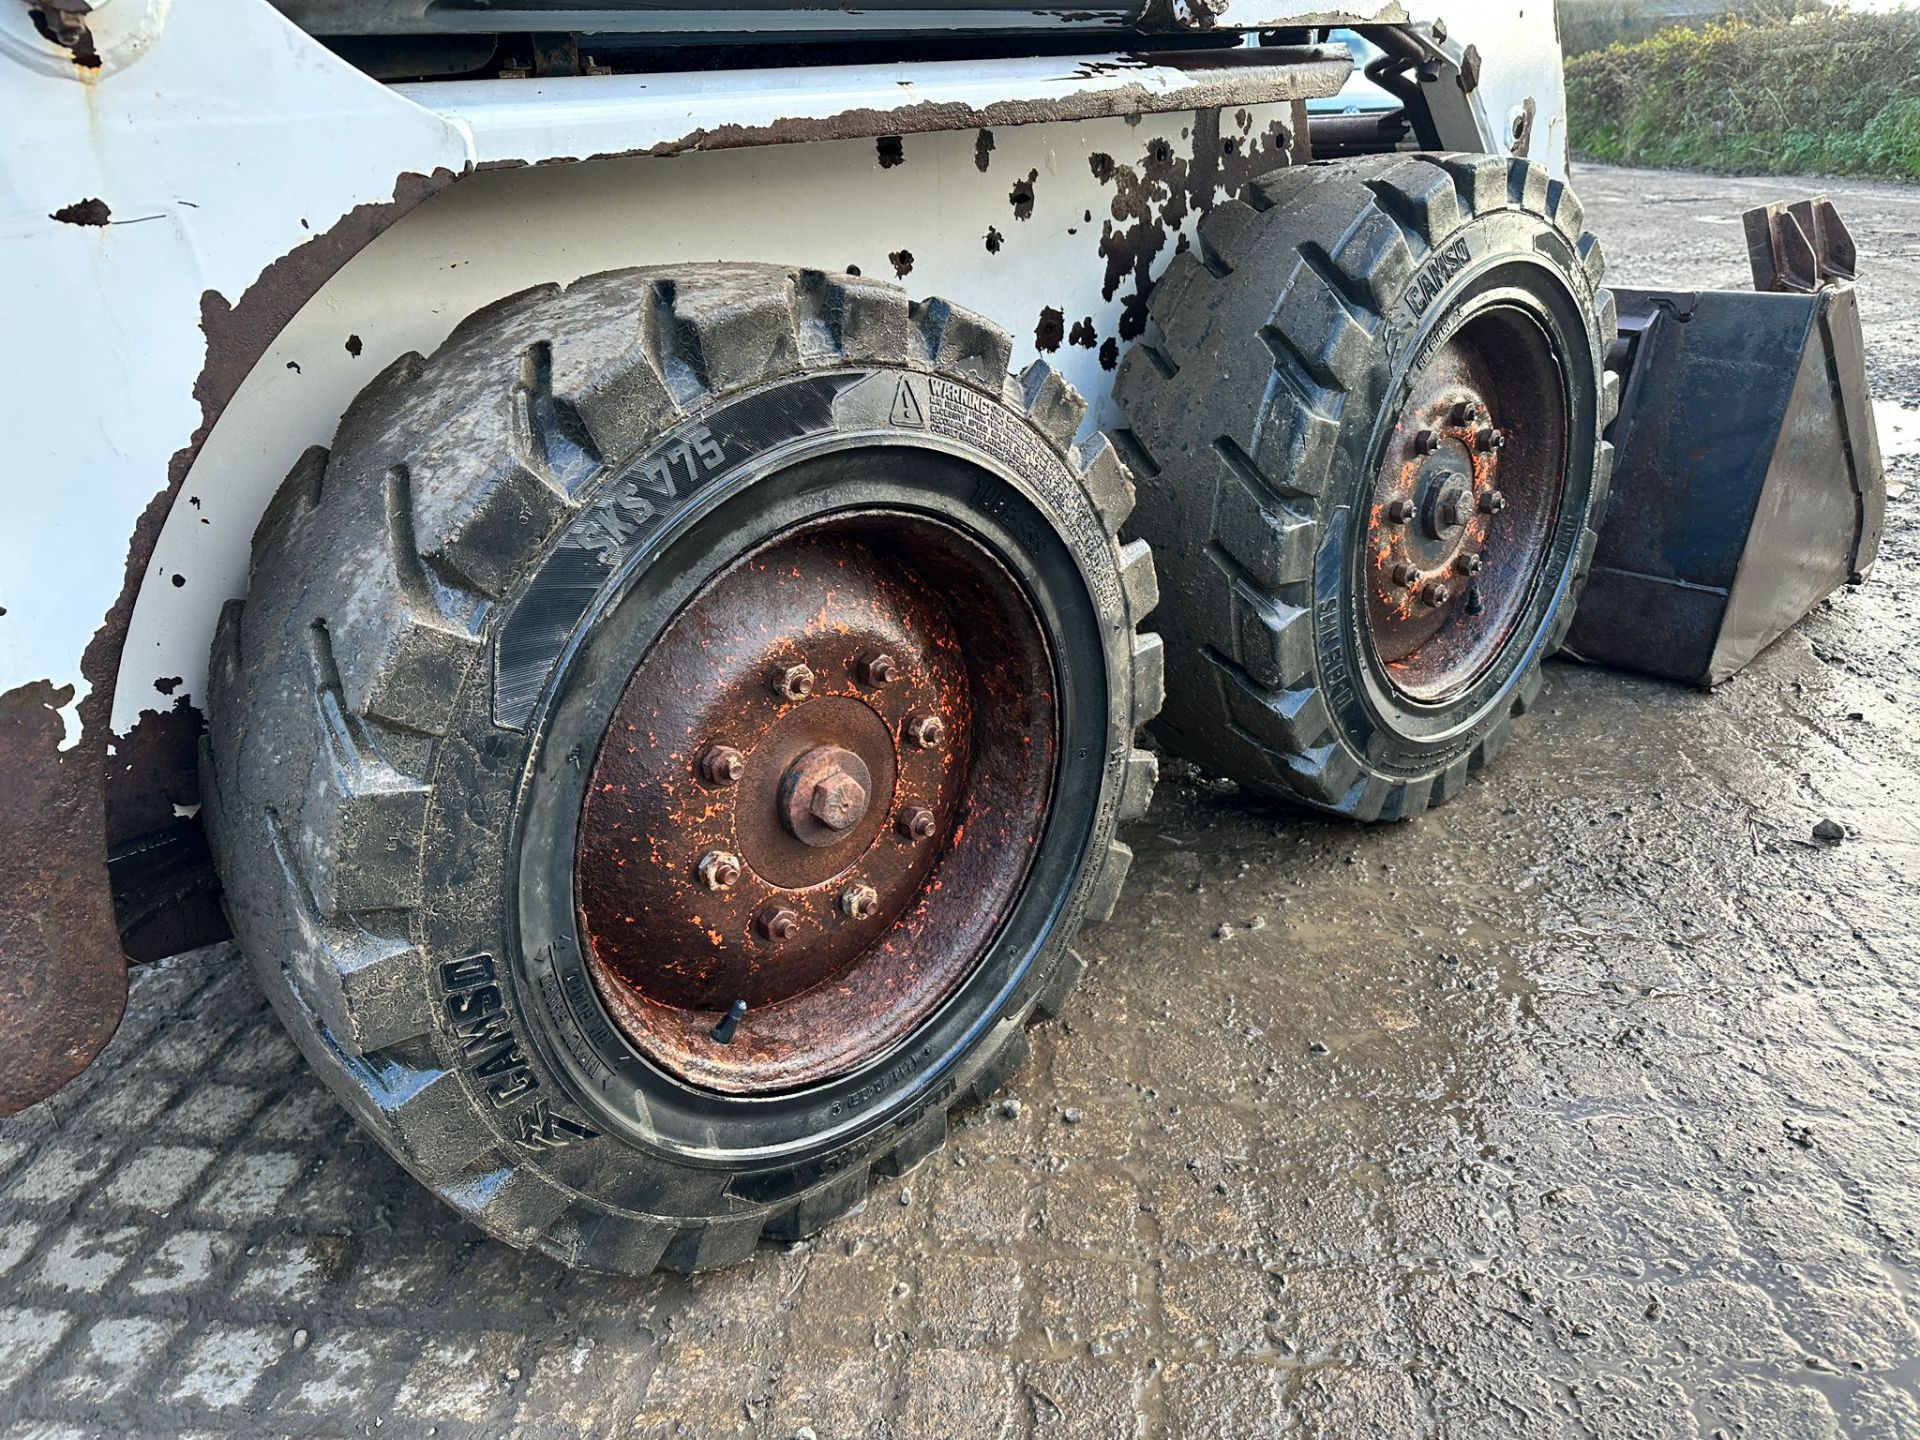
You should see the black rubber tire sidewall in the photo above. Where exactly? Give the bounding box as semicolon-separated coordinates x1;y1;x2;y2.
419;367;1131;1216
1318;227;1599;774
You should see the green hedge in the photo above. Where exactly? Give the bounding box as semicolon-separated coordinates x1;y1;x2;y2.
1557;0;1819;59
1566;11;1920;179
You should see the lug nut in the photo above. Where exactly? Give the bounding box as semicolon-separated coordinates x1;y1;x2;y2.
1390;563;1422;588
856;650;899;687
1450;399;1483;426
1453;552;1484;576
698;850;743;892
698;745;745;786
754;904;799;943
1413;428;1440;455
839;882;880;919
1385;499;1415;525
1466;585;1485;615
897;806;937;843
771;662;815;701
1474;427;1506;452
904;713;946;751
1479;489;1507;514
1423;582;1452;607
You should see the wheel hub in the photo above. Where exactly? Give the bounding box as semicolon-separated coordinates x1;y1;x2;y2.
1364;306;1566;702
573;513;1057;1094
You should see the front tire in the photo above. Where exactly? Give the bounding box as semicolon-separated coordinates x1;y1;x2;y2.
1115;154;1618;820
204;264;1161;1273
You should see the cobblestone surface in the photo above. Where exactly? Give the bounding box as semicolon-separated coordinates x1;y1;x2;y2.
3;166;1918;1439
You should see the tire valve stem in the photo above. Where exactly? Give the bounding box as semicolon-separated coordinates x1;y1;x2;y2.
711;999;748;1045
1466;585;1485;616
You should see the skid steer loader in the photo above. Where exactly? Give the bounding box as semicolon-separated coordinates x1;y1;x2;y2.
0;0;1881;1272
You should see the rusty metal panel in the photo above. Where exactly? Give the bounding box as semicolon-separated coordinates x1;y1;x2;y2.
0;684;126;1115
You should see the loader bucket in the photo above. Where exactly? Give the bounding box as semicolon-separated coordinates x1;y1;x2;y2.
1563;201;1885;687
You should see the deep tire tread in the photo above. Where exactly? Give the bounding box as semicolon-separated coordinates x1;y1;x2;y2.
207;263;1158;1275
1118;154;1612;820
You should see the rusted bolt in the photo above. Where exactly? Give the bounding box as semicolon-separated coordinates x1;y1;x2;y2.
904;713;946;751
711;999;747;1045
856;650;898;687
1466;585;1485;615
1438;492;1472;529
1390;563;1422;588
698;745;745;786
1479;489;1507;514
809;770;870;832
897;807;937;843
697;850;743;892
839;882;881;919
781;745;873;845
1413;428;1440;455
1423;582;1452;607
1453;552;1484;577
771;662;815;701
1449;399;1482;426
754;904;799;943
1474;427;1506;452
1385;499;1415;525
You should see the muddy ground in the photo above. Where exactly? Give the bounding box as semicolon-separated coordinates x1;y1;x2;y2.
1;164;1917;1439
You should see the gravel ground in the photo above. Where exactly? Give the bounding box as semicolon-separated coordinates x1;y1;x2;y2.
2;163;1917;1440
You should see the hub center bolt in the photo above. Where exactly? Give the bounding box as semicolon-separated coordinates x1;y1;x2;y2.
698;850;743;892
809;772;868;831
772;662;816;701
839;882;880;919
780;745;873;844
1438;492;1472;530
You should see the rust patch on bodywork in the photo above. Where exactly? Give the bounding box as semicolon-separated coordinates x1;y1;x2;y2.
1096;104;1306;338
1035;306;1067;352
51;198;111;227
0;682;126;1115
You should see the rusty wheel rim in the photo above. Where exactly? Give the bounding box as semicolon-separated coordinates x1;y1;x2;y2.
1363;306;1568;704
574;513;1056;1094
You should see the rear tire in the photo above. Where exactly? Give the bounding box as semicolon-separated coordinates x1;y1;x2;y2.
204;264;1160;1273
1114;154;1617;820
